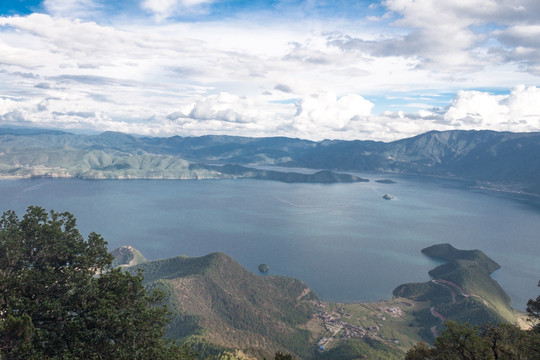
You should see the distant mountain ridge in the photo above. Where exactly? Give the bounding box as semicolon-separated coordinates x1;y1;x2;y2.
1;127;539;193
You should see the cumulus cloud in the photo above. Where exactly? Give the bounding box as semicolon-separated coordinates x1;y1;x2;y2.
185;93;253;124
444;90;508;127
162;92;295;137
505;85;540;121
0;38;44;68
0;98;19;116
417;86;540;133
291;93;374;136
442;85;540;131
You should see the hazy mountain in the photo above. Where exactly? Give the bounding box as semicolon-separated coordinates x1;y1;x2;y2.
0;128;361;183
294;130;540;193
1;127;539;192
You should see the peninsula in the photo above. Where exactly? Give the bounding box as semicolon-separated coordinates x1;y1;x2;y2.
393;243;514;340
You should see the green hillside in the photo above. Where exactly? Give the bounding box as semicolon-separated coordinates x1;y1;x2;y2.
113;249;412;359
126;252;318;359
393;244;515;342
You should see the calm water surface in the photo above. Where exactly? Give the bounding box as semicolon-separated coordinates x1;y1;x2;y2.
1;173;539;309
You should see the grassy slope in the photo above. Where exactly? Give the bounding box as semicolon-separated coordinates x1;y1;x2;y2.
428;260;513;320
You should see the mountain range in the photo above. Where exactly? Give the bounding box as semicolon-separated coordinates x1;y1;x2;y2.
1;127;539;193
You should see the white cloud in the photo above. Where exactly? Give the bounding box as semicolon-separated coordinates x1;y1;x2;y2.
184;93;256;124
443;86;540;131
0;98;19;115
43;0;101;19
293;93;374;132
0;39;43;68
330;0;540;73
2;85;540;142
505;85;540;125
444;90;508;127
339;0;490;71
141;0;215;20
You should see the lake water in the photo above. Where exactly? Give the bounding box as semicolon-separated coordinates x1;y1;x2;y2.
1;173;539;309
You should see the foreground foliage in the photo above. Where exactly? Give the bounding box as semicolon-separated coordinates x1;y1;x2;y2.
0;207;186;359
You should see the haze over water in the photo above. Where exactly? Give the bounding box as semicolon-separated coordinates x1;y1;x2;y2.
1;173;539;309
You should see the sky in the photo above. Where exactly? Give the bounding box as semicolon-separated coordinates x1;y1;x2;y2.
0;0;540;141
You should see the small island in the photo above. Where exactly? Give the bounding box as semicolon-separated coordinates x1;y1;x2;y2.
258;263;270;273
376;179;396;184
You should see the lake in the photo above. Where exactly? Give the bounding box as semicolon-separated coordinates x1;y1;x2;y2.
1;173;539;309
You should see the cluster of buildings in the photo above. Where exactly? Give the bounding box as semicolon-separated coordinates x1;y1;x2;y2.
312;301;382;351
311;301;406;352
377;306;404;319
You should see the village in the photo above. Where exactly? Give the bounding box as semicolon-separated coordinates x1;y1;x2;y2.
312;300;404;352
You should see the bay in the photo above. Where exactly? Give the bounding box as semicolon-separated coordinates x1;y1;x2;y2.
1;173;539;309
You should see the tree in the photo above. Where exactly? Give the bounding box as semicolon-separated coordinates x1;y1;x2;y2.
0;206;185;359
405;321;529;360
526;280;540;332
274;351;293;360
403;342;431;360
405;279;540;360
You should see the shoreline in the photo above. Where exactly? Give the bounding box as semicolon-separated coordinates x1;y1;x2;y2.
2;172;538;198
